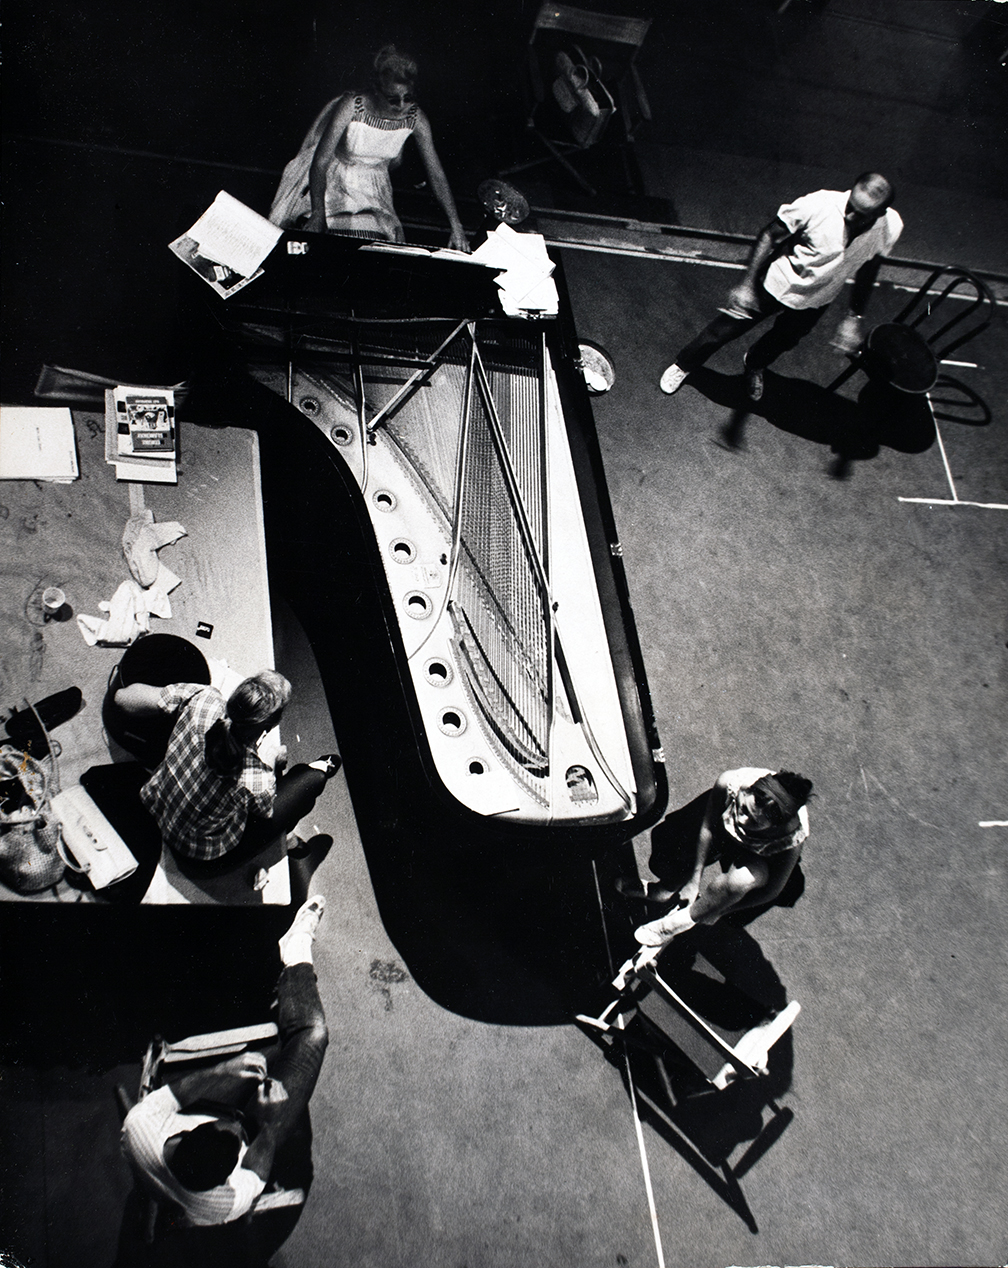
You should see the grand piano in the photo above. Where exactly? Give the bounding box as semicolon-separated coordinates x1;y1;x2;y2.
185;225;667;853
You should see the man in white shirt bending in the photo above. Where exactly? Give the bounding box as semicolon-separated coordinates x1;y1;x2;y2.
659;173;902;402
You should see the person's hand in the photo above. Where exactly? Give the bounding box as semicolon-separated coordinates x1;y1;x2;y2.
274;744;288;774
634;944;662;971
219;1051;268;1084
447;226;471;254
832;313;864;355
677;879;700;911
724;280;760;319
252;1076;289;1124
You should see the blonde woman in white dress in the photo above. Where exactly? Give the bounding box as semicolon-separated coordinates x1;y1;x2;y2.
270;45;469;251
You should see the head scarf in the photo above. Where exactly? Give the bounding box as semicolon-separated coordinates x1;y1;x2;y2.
723;774;804;855
751;773;802;822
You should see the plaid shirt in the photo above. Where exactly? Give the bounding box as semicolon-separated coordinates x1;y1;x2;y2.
121;1086;265;1225
140;684;275;861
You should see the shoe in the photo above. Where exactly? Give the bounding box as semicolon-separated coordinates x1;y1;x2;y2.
311;753;342;780
744;364;764;402
659;364;688;395
279;894;326;963
615;876;680;905
634;904;696;947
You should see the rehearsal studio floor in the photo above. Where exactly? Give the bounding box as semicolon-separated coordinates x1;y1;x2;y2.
2;2;1007;1265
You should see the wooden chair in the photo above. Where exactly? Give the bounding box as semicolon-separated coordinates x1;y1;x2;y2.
827;266;994;395
115;1022;305;1243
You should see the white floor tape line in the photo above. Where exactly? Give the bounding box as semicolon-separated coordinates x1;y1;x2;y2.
898;397;1008;510
591;860;666;1268
622;1032;667;1268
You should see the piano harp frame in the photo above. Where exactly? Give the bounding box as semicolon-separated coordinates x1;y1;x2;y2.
210;234;667;849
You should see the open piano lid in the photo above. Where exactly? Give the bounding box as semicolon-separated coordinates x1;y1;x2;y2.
200;228;667;845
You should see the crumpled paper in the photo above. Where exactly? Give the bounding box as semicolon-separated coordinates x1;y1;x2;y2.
77;567;180;647
122;509;186;587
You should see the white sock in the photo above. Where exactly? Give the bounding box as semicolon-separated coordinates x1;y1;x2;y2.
279;934;314;967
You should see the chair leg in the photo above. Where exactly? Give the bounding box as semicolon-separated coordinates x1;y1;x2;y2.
499;126;597;196
142;1195;159;1244
114;1083;136;1123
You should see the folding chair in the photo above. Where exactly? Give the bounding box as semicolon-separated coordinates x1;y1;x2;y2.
578;933;801;1228
529;4;653;142
116;1022;305;1242
503;3;652;196
578;948;800;1091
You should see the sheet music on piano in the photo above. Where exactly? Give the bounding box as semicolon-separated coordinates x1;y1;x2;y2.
169;191;282;298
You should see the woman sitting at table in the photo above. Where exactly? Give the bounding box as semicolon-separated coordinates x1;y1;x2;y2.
114;670;340;871
268;44;469;251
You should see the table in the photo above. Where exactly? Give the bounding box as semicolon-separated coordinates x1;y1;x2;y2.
0;410;288;904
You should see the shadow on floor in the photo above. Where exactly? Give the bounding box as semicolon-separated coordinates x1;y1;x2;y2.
113;1188;307;1268
0;906;292;1069
692;366;941;475
580;923;797;1234
353;806;640;1026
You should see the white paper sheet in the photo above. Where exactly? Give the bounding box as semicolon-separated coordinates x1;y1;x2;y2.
0;405;79;481
470;224;558;317
181;190;283;278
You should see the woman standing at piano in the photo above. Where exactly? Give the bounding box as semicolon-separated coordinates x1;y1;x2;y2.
269;45;469;252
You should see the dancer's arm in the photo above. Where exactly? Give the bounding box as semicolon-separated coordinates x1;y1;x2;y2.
727;218;795;313
411;111;469;252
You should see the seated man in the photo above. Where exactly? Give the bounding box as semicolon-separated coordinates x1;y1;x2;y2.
620;768;812;964
114;671;340;871
121;896;329;1225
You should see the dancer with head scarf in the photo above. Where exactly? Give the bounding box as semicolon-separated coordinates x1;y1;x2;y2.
618;767;813;963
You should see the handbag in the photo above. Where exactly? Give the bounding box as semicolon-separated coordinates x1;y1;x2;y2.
50;783;138;890
0;725;67;892
550;48;614;148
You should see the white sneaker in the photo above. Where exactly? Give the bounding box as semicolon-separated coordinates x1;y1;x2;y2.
634;904;696;947
659;364;688;395
279;895;326;966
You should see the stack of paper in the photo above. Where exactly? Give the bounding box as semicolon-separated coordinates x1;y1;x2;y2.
470;224;559;317
104;388;178;483
0;406;79;481
169;191;283;299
